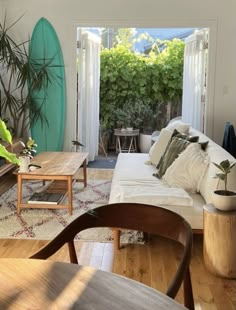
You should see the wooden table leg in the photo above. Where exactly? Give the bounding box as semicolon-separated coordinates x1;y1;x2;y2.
17;174;22;215
113;228;121;250
134;136;137;152
67;176;73;215
116;137;118;153
118;137;121;153
83;159;87;187
128;137;134;153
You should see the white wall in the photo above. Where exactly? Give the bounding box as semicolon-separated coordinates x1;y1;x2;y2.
2;0;236;149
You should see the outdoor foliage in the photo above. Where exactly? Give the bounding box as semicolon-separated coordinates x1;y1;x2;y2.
100;39;185;132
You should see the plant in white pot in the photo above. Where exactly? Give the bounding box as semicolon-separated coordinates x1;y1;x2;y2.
19;138;37;172
212;159;236;211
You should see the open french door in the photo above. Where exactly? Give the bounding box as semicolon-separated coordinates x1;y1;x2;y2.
76;30;101;161
182;29;208;132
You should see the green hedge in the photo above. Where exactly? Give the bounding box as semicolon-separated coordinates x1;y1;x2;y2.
100;39;185;131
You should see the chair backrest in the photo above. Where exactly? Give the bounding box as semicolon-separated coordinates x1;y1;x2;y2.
30;202;194;310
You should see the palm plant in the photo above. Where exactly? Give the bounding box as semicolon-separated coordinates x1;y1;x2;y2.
0;13;58;138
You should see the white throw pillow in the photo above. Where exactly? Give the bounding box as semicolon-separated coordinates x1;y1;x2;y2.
166;120;190;134
149;128;172;166
163;143;210;193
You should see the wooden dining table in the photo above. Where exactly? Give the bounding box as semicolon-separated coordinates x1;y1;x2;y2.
0;258;187;309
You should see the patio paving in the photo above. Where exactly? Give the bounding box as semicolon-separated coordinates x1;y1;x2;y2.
87;152;117;169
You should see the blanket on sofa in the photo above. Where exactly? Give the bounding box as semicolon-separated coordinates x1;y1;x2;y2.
119;182;193;207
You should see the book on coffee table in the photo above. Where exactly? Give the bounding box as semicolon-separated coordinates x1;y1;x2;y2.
28;192;64;205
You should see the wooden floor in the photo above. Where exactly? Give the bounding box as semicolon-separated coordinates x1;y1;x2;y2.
0;168;236;310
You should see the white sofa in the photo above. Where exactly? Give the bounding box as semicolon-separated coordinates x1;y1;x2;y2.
109;121;236;232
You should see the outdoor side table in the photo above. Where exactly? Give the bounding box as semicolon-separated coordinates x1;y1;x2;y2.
114;129;139;153
203;204;236;278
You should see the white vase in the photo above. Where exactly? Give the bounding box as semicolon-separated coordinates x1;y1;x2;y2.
139;133;152;153
19;156;30;172
211;190;236;211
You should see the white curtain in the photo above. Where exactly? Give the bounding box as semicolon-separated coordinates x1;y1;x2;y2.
77;31;101;161
182;29;208;132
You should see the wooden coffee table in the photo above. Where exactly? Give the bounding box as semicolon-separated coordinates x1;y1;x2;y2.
17;152;88;215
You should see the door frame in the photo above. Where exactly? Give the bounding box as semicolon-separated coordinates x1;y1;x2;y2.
68;19;217;147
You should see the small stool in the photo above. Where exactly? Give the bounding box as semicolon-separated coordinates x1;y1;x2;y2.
203;204;236;278
114;129;139;153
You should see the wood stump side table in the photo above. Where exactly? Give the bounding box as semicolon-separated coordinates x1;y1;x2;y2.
203;204;236;278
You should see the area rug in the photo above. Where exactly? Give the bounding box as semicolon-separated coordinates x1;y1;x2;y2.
0;180;144;243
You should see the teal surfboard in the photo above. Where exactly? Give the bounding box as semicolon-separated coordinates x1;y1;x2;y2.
29;17;66;153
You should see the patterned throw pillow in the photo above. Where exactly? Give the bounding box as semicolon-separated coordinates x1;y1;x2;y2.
199;141;209;151
154;137;191;178
171;129;199;143
156;129;199;169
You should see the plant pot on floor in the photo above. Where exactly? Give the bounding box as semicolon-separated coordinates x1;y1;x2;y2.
139;133;152;153
211;190;236;211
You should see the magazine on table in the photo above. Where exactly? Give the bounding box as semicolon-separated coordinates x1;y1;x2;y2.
28;192;64;205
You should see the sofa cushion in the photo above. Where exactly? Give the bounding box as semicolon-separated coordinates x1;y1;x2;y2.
149;128;172;166
114;153;157;181
154;136;191;178
163;143;210;193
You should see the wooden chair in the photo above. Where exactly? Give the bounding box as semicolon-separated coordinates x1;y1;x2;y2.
30;202;194;310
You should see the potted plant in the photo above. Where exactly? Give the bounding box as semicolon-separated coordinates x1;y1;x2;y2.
20;138;37;158
18;138;37;172
139;104;159;153
211;159;236;211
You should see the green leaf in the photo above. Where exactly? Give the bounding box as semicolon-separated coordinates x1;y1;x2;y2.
212;162;227;172
215;173;226;181
220;159;231;171
0;144;20;165
0;119;12;144
213;160;235;173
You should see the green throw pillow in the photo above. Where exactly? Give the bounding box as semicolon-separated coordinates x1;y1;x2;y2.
174;129;208;150
156;129;199;169
173;129;199;142
154;137;190;178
